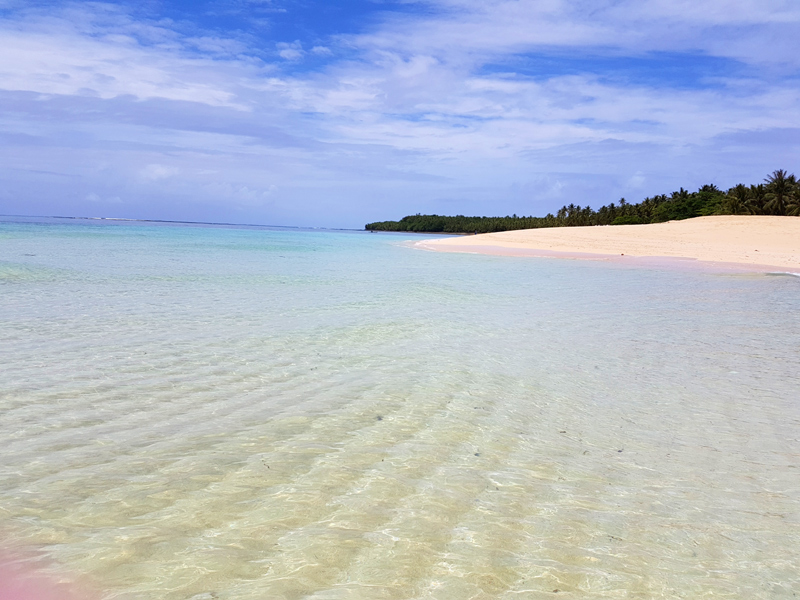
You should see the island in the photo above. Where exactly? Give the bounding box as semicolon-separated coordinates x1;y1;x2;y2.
366;170;799;234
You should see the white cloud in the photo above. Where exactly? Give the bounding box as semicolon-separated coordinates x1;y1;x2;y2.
348;0;800;70
277;41;304;61
139;164;180;181
187;36;250;56
1;1;798;226
0;7;255;108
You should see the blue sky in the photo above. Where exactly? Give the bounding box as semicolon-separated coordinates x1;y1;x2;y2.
1;0;799;227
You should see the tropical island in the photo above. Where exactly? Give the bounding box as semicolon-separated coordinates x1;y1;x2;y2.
366;169;799;233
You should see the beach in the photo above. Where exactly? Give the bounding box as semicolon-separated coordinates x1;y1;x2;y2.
416;215;800;271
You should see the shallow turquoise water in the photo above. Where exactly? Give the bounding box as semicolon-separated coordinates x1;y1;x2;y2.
1;218;799;599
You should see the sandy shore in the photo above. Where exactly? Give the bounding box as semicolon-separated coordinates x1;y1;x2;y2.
415;216;800;272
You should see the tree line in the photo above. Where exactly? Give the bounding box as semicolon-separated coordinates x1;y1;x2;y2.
365;169;800;234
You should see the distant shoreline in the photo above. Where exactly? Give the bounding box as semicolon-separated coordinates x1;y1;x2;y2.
416;215;800;272
0;215;361;232
0;214;295;228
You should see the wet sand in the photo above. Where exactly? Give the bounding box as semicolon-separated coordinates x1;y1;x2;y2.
416;216;800;272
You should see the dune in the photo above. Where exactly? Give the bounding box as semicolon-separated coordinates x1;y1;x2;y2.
415;215;800;271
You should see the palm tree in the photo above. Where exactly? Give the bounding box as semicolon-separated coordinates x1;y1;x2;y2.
582;205;593;226
764;169;797;216
725;184;750;215
786;188;800;216
746;184;767;214
564;203;576;225
671;188;690;201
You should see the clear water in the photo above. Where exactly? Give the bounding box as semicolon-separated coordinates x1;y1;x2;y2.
1;217;799;599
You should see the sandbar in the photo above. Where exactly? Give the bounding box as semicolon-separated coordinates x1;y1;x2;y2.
415;216;800;272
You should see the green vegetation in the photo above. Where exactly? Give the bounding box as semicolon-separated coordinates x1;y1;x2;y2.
366;169;800;233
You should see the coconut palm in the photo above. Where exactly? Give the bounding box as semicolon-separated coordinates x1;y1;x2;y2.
365;169;799;233
671;188;690;201
746;184;767;214
786;189;800;216
764;169;797;216
725;184;750;215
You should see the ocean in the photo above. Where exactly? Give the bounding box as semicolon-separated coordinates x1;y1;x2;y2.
1;217;799;599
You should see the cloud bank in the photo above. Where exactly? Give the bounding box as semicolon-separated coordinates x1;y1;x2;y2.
1;0;798;227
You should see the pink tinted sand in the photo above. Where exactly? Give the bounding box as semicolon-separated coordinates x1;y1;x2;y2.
0;553;97;600
415;216;800;272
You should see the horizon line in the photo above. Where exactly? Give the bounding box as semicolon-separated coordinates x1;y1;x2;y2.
0;214;365;232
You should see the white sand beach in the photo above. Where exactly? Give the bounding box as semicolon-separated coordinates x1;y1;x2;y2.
416;215;800;271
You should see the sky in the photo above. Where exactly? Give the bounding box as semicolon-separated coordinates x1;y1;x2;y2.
0;0;798;228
